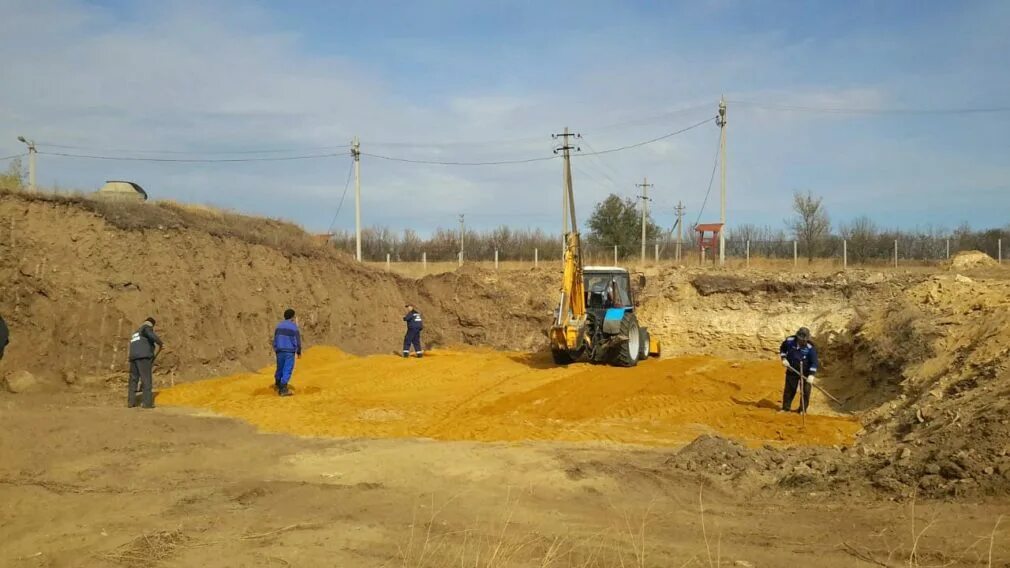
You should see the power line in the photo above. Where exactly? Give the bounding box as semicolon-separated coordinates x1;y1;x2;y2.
0;153;26;162
360;152;558;166
33;116;717;167
326;158;356;233
729;100;1010;115
694;130;722;227
577;117;716;157
37;150;341;163
37;142;351;155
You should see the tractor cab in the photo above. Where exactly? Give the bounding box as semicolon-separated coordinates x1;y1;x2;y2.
584;267;633;310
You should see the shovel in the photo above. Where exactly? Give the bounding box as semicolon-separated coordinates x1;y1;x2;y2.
785;362;843;406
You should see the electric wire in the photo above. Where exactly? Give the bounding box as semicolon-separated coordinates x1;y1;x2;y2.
359;152;558;166
0;153;26;161
359;116;715;167
578;117;716;157
694;130;722;227
326;158;356;233
37;150;341;163
729;100;1010;115
37;142;351;155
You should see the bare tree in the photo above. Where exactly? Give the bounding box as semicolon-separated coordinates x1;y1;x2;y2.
789;191;830;263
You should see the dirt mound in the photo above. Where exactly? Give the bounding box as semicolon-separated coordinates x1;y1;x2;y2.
947;250;998;269
159;348;859;446
0;192;553;384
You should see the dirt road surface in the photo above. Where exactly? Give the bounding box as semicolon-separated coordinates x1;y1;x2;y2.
3;389;1006;567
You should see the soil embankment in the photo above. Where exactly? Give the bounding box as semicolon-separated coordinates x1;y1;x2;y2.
0;192;554;385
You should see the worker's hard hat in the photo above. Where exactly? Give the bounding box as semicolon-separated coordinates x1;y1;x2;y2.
796;327;811;340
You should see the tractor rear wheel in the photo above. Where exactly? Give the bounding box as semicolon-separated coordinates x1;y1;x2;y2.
639;327;651;360
611;312;640;367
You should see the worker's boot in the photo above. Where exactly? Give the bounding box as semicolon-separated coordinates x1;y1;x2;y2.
402;353;409;358
416;353;424;359
279;385;293;397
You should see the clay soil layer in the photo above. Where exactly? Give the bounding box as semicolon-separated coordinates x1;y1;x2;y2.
159;347;859;447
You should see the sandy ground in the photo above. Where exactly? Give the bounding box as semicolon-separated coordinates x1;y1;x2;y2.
158;348;858;447
2;378;1007;566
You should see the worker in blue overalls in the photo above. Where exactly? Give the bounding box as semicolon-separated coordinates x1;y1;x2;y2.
402;304;424;358
273;308;302;396
779;327;819;414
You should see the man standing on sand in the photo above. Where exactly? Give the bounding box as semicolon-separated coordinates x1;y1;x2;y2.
402;304;424;358
779;327;818;414
273;308;302;397
128;317;163;409
0;314;9;361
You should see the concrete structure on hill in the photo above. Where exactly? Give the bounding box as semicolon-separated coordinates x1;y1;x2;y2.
95;180;148;201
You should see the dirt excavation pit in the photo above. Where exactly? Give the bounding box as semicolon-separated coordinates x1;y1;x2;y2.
159;347;859;447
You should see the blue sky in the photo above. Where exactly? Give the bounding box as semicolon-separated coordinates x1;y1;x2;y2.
1;0;1007;236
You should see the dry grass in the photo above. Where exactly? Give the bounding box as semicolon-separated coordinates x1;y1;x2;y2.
1;186;328;257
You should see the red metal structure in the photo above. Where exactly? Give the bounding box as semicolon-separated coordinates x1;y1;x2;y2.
694;223;723;262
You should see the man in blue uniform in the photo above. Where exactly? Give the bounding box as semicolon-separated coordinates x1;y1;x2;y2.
779;327;819;414
128;317;163;408
0;314;8;361
273;308;302;396
402;304;424;358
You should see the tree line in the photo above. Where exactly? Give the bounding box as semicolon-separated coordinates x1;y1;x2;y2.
331;191;1008;263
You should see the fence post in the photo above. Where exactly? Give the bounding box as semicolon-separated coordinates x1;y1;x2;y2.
946;239;950;260
793;240;798;268
894;240;898;268
458;251;462;267
494;249;499;270
386;253;391;271
999;238;1003;264
654;243;659;263
701;247;706;264
843;239;848;270
745;240;750;268
534;248;538;268
422;251;427;273
613;245;618;265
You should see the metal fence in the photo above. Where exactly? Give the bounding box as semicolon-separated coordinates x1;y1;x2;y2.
344;235;1005;270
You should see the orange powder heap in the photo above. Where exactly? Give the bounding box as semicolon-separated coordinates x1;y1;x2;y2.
159;347;859;447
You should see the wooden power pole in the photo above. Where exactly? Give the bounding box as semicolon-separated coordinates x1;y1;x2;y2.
674;201;686;262
351;137;362;262
717;97;728;265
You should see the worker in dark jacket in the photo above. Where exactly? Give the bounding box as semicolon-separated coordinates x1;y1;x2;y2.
402;304;424;358
128;317;163;408
779;327;819;414
273;308;302;396
0;314;9;360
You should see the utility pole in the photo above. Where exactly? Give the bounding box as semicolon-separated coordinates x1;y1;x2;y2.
674;201;686;262
562;155;568;245
553;128;580;235
17;136;36;192
459;214;465;262
351;137;361;262
636;177;653;264
716;97;728;265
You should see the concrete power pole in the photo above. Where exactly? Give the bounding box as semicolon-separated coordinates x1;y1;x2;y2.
674;201;686;262
459;214;465;262
717;97;728;265
553;127;580;236
351;137;362;262
17;136;36;192
636;177;653;264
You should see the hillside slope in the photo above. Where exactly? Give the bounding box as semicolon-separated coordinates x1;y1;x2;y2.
0;192;554;384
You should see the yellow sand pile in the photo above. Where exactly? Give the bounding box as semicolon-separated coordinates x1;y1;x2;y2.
948;250;997;269
159;347;860;447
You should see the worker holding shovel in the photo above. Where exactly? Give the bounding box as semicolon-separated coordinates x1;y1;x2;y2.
779;327;818;415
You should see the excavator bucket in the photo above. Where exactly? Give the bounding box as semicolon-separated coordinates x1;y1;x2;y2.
649;336;662;357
